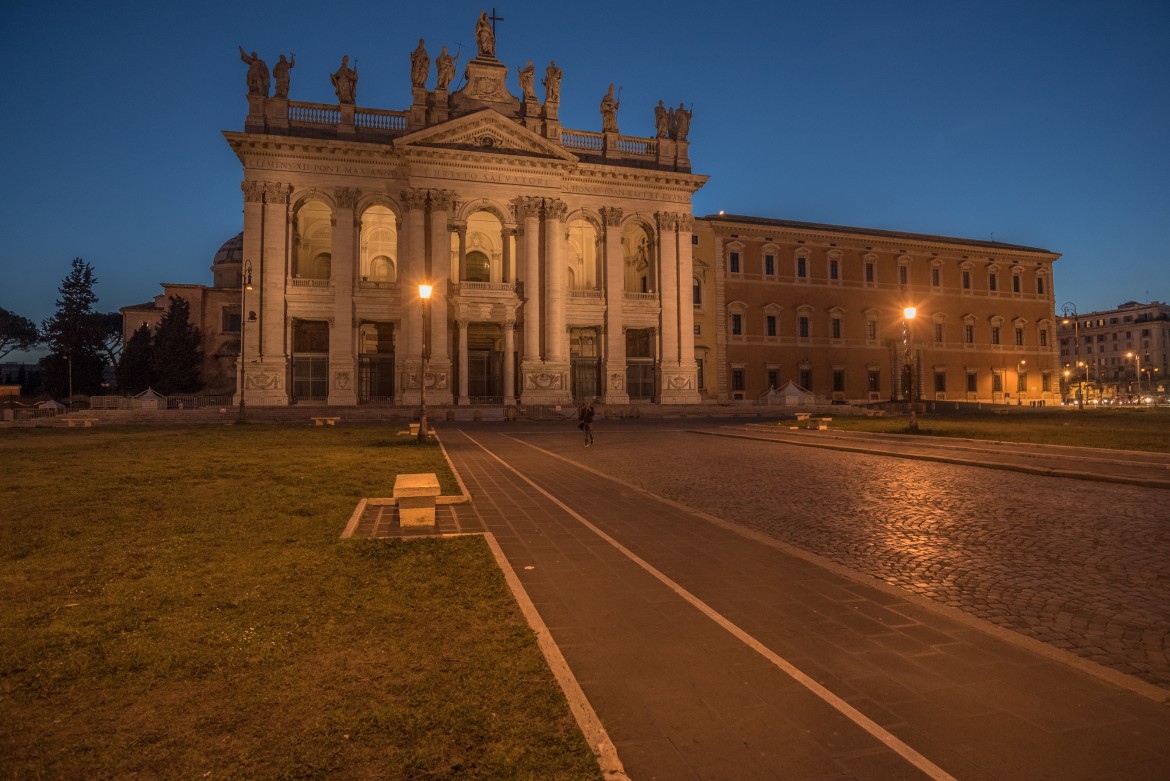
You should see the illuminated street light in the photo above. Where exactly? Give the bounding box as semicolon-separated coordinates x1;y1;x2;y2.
417;282;432;443
903;307;918;433
1061;302;1085;410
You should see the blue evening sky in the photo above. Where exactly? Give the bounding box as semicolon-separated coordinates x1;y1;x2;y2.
2;0;1167;346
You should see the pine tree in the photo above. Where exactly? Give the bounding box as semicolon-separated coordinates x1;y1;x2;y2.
116;323;154;394
0;307;39;360
39;258;107;399
151;296;203;395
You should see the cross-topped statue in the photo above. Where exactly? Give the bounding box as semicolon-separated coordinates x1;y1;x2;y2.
475;10;500;58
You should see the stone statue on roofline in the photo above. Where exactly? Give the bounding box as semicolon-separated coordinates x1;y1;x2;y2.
476;11;495;57
331;55;358;104
600;83;620;133
654;100;669;138
239;46;270;97
673;102;692;142
411;39;430;88
273;53;295;98
542;60;561;103
436;46;459;90
517;60;536;101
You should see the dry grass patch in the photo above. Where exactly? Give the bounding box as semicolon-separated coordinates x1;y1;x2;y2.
0;426;600;780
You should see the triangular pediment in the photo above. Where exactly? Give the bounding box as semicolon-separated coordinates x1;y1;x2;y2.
396;109;578;162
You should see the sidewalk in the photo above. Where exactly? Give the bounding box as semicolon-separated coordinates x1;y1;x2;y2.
440;427;1170;781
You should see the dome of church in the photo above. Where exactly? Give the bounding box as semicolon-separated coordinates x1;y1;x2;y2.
212;232;244;266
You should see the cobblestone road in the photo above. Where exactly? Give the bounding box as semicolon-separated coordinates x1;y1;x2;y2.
535;424;1170;691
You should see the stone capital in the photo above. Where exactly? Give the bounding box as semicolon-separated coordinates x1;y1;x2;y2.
334;186;360;210
600;206;624;227
656;211;681;231
402;188;429;210
264;182;292;204
543;198;568;221
241;180;265;203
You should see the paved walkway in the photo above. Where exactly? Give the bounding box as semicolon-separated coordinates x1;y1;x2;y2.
430;424;1170;781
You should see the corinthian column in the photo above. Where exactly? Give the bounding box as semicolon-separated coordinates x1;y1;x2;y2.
516;196;542;361
656;211;680;367
401;189;429;402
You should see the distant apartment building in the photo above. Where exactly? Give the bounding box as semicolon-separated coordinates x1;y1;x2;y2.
1057;300;1169;400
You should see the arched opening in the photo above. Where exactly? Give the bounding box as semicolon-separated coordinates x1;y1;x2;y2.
568;219;599;289
622;223;653;293
462;210;503;283
361;205;398;283
295;201;333;281
466;250;491;283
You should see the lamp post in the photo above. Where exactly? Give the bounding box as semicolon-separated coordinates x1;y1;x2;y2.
1061;302;1085;410
903;306;918;432
1016;359;1026;405
1126;351;1142;397
238;260;253;423
417;282;432;443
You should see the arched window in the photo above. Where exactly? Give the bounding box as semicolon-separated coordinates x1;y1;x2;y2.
295;200;333;280
361;205;398;282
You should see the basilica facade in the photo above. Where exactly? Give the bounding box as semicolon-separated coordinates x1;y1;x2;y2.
140;15;1060;410
227;19;705;409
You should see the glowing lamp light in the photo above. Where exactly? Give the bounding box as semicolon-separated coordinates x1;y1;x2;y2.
419;283;433;300
903;306;917;320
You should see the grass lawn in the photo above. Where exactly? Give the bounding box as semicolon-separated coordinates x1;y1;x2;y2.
0;426;601;780
822;406;1170;453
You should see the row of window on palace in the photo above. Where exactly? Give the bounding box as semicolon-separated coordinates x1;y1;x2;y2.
728;367;1055;395
726;313;1050;347
724;250;1048;295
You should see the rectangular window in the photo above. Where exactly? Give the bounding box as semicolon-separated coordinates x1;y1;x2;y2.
829;260;840;280
799;369;812;391
766;315;777;337
1017;372;1027;393
934;323;944;343
931;267;941;287
965;324;975;344
731;368;745;392
1015;327;1024;346
730;313;742;336
797;257;807;278
934;371;946;393
991;326;1001;345
1042;372;1052;392
866;319;877;340
693;280;701;307
222;307;241;333
992;373;1003;393
1013;274;1021;293
1039;329;1048;347
865;262;875;283
798;316;810;338
766;369;779;389
989;272;998;292
832;369;845;393
1037;277;1046;294
966;372;978;393
899;266;908;285
764;254;775;275
696;358;704;389
694;324;701;335
831;318;842;339
729;251;740;273
867;370;880;392
962;270;971;290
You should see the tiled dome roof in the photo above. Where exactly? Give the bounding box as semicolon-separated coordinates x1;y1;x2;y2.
212;232;244;265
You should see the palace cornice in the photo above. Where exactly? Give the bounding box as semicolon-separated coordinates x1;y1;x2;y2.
224;131;403;163
703;214;1059;261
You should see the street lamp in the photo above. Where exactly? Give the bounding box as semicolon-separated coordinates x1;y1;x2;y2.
903;306;918;432
238;260;253;423
1061;303;1085;409
1016;359;1026;405
417;282;432;443
1126;351;1142;396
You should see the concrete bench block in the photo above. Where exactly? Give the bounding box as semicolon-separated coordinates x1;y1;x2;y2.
311;417;340;427
393;472;440;527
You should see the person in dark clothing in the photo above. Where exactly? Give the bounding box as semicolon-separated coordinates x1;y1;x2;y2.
579;400;595;446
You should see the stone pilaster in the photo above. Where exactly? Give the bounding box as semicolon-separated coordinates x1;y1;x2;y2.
503;319;516;404
401;189;429;403
600;207;629;405
427;189;454;405
516;197;543;364
457;318;470;405
543;198;568;365
253;181;292;405
328;187;360;405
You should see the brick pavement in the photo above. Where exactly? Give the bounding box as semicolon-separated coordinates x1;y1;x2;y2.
437;424;1170;780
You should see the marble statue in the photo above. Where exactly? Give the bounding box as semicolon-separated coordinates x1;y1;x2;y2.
436;46;459;90
600;83;620;133
331;56;358;104
542;60;561;103
273;53;295;98
674;102;692;142
476;11;495;57
239;47;269;97
411;39;430;88
517;60;536;101
654;100;669;138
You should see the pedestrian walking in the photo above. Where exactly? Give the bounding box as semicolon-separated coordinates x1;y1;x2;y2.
578;400;595;446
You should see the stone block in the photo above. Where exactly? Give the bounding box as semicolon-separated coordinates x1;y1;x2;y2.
394;473;440;527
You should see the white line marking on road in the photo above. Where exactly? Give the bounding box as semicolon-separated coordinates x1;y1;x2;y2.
460;430;959;781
